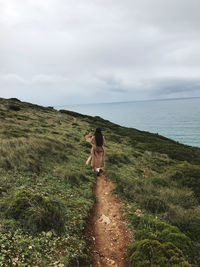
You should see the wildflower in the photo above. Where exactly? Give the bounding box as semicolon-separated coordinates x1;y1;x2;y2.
46;231;52;238
135;209;142;216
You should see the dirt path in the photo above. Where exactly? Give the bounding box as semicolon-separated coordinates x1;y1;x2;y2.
85;133;132;267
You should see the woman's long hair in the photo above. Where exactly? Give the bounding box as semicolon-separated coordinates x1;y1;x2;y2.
94;128;103;146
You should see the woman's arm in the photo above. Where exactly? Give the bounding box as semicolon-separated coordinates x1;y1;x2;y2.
91;136;95;145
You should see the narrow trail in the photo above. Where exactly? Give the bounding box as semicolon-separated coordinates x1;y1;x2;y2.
85;133;132;267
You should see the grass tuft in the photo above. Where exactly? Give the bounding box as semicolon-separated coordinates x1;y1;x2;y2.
5;190;66;234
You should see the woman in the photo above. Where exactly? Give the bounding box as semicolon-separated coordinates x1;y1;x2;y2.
86;128;105;175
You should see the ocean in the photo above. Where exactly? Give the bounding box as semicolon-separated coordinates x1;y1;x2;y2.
62;98;200;148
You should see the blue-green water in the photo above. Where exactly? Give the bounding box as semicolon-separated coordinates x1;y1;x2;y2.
63;98;200;147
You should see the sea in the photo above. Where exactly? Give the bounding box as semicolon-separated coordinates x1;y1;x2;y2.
61;98;200;148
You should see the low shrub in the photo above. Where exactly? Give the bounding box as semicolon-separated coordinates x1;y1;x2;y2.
158;230;191;254
151;177;169;188
126;213;199;265
5;190;66;234
127;239;190;266
59;109;85;118
166;205;200;243
171;164;200;201
141;196;168;213
8;105;21;111
107;133;123;143
141;139;200;165
0;229;91;266
159;188;198;209
0;185;8;196
8;98;21;102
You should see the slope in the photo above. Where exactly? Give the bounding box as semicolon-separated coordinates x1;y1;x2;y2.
0;98;200;266
0;98;95;266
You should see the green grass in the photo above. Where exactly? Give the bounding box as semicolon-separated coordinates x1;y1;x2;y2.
100;119;200;266
0;98;95;266
127;239;191;267
1;97;200;266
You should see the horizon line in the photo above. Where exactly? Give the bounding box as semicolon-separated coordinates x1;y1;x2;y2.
55;96;200;109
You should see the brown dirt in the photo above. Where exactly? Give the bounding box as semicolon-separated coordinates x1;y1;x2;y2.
85;133;133;267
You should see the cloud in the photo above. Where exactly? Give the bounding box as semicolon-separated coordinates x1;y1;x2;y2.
0;0;200;105
152;78;200;97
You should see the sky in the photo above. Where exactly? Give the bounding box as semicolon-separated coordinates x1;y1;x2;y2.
1;0;200;106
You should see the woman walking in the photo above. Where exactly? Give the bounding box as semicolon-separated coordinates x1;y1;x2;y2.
86;128;105;175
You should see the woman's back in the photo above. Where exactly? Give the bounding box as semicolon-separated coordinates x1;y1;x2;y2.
91;135;105;148
90;128;105;173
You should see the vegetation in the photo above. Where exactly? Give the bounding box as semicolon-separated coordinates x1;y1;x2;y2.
1;97;200;266
96;120;200;266
0;98;95;266
127;239;191;267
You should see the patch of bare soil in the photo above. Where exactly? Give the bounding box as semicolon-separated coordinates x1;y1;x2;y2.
85;133;133;266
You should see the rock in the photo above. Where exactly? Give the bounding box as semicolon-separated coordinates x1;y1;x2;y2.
99;214;111;224
106;258;116;265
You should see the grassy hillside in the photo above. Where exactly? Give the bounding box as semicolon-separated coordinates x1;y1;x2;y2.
0;98;200;266
0;98;96;266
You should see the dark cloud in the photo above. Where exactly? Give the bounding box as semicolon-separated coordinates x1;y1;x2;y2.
0;0;200;105
159;80;200;94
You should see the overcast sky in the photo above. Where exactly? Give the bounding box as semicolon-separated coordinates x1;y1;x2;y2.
1;0;200;106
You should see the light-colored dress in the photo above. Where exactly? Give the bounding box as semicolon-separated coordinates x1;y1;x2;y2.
86;136;105;171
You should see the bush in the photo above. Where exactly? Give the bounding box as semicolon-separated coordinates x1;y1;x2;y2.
158;230;191;254
8;105;21;111
159;188;198;209
59;109;85;118
126;213;199;265
8;98;21;102
5;190;66;233
141;196;168;213
107;133;123;143
141;139;200;165
166;205;200;243
151;177;168;188
127;239;190;266
171;164;200;201
0;185;8;196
